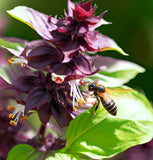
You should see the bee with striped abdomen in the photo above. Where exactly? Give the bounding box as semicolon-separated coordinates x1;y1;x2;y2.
88;81;130;116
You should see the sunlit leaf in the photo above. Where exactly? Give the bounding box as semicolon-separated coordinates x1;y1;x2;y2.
46;153;80;160
7;144;45;160
0;66;11;83
0;38;25;51
65;88;153;159
7;144;80;160
88;56;145;87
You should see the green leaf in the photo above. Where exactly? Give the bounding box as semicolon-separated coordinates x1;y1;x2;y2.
7;144;48;160
0;65;11;83
65;88;153;159
0;38;25;51
88;56;145;87
7;144;80;160
0;63;28;83
46;153;80;160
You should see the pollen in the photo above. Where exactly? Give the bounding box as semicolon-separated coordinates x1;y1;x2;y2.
17;63;22;66
85;98;88;105
78;99;83;108
7;106;16;111
8;56;27;67
20;115;27;122
9;113;15;119
73;107;77;111
8;58;13;65
10;120;17;126
8;104;26;126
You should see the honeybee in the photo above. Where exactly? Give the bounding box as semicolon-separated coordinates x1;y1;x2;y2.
88;82;131;116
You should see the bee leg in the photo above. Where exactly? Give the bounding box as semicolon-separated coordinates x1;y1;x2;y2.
94;97;100;115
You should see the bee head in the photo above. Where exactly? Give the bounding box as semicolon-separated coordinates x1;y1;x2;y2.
88;82;97;91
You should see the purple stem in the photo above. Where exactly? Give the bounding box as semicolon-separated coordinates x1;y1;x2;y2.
38;124;46;138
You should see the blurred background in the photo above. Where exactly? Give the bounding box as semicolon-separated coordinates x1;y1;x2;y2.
0;0;153;159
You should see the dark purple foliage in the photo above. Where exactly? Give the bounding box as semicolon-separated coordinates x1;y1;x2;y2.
27;44;63;69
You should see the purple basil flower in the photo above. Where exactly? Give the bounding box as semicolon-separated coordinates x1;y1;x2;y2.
7;46;28;67
2;0;129;131
0;75;28;126
8;41;98;90
5;1;127;104
0;49;89;127
0;107;20;160
6;71;74;127
27;44;99;76
7;0;127;57
27;44;63;69
3;39;49;68
0;77;28;159
0;50;35;126
26;47;98;110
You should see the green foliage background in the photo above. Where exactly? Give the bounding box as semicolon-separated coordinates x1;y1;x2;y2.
0;0;153;101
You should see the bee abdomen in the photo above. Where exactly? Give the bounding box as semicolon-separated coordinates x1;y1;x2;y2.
102;99;117;116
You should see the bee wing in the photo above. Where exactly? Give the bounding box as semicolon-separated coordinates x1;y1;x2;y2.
106;88;132;95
